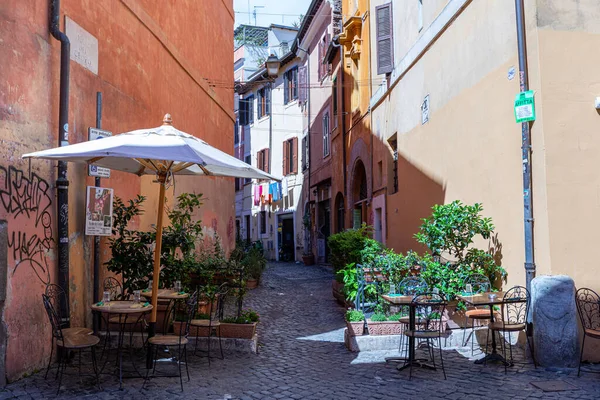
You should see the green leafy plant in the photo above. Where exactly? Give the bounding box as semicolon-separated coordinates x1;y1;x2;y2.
106;195;154;297
337;263;378;303
222;309;260;324
242;245;267;280
328;224;373;280
387;312;407;321
345;309;365;322
414;201;494;262
370;313;387;322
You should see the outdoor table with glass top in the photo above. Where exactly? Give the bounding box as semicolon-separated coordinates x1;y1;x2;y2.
90;300;153;388
456;291;526;365
381;294;436;371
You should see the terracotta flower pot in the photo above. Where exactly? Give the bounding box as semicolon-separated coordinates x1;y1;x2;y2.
367;320;403;335
246;278;259;289
302;254;315;265
219;322;257;339
346;320;365;336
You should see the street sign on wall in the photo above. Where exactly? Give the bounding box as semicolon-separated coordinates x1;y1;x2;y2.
88;128;112;177
514;90;536;123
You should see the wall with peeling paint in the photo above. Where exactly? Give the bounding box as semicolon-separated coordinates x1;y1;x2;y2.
0;0;234;381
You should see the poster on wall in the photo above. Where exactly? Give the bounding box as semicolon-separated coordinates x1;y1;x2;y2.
85;186;113;236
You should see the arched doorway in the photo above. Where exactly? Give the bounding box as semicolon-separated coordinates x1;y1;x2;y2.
351;160;368;229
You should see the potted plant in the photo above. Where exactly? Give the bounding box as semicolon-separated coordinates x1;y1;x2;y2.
345;309;365;336
367;312;403;336
219;309;260;339
241;245;267;289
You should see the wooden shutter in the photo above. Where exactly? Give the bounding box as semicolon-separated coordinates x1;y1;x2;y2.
265;148;270;173
257;150;264;171
292;137;298;174
298;66;307;103
284;72;289;104
376;3;394;75
282;141;289;175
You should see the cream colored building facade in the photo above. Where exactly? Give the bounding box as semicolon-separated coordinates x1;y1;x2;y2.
369;0;600;292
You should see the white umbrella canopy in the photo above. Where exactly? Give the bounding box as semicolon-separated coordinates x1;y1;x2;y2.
23;114;280;336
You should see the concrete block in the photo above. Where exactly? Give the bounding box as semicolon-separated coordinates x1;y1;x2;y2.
531;275;580;367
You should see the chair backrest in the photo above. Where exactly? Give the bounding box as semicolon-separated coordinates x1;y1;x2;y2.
45;284;69;328
576;288;600;331
42;294;64;341
103;277;124;301
399;276;428;296
179;291;198;339
412;293;448;332
502;286;529;325
464;273;491;294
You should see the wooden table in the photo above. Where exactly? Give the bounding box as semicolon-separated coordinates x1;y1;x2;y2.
457;291;525;366
91;301;153;388
381;294;434;371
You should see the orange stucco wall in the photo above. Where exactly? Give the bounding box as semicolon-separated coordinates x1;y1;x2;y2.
0;0;234;381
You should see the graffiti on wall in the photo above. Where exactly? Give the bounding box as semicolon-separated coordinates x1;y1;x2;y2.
0;165;53;284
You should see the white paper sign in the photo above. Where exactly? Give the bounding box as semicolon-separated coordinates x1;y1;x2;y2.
88;128;112;177
85;186;113;236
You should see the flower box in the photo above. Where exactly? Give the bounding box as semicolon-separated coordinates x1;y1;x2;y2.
346;320;365;336
219;322;257;339
367;320;403;336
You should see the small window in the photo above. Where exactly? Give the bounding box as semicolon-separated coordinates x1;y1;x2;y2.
283;67;298;104
257;87;271;119
260;211;267;234
322;112;330;157
282;137;298;175
388;136;398;194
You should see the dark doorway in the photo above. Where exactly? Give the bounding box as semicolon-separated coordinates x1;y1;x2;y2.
245;215;251;242
280;218;294;261
317;200;331;263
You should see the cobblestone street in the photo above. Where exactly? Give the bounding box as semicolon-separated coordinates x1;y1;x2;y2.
2;262;600;399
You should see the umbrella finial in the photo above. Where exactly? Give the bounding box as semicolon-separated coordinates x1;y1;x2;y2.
162;114;173;125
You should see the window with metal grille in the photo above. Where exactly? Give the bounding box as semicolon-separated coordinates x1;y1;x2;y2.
323;112;330;157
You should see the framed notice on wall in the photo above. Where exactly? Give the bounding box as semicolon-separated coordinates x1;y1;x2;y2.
85;186;114;236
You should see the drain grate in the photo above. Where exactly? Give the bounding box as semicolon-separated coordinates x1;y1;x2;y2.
530;380;579;392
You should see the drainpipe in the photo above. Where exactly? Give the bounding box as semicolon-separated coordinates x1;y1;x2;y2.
49;0;70;327
93;92;102;334
515;0;535;293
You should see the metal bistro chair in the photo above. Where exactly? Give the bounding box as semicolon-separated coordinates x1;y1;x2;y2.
42;294;101;395
397;276;429;354
461;274;492;355
192;283;229;364
486;286;534;373
44;284;93;380
575;287;600;377
402;293;448;380
144;291;198;392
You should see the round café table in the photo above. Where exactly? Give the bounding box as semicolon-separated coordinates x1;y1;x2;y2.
91;300;153;389
141;289;190;334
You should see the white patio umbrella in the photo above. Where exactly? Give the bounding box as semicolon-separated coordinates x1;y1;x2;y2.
23;114;279;336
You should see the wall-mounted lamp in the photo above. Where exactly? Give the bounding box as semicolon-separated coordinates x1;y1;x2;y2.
266;54;280;77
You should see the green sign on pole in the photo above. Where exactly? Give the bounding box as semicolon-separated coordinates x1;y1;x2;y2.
514;90;536;123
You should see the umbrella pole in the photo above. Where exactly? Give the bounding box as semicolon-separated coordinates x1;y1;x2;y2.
147;174;166;369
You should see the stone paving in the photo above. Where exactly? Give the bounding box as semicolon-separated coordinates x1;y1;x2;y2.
2;262;600;399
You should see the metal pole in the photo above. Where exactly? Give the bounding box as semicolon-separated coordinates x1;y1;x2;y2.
93;92;102;333
49;0;70;325
515;0;535;292
269;81;273;174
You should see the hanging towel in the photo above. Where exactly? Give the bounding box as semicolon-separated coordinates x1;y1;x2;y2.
253;185;260;206
270;182;280;202
281;177;288;196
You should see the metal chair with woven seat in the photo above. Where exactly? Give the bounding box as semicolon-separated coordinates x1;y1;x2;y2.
575;287;600;377
44;284;94;380
192;283;229;364
486;285;534;373
461;274;492;355
143;291;198;392
42;294;101;395
402;293;448;380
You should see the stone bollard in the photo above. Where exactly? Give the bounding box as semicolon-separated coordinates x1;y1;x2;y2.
531;275;580;368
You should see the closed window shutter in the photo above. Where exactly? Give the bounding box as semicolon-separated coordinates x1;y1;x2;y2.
283;141;288;175
298;66;307;103
318;40;324;81
265;148;270;173
284;73;289;104
376;3;394;75
292;137;298;174
258;150;264;171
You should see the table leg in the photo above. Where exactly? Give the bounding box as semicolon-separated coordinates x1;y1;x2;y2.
475;306;509;366
396;304;435;371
